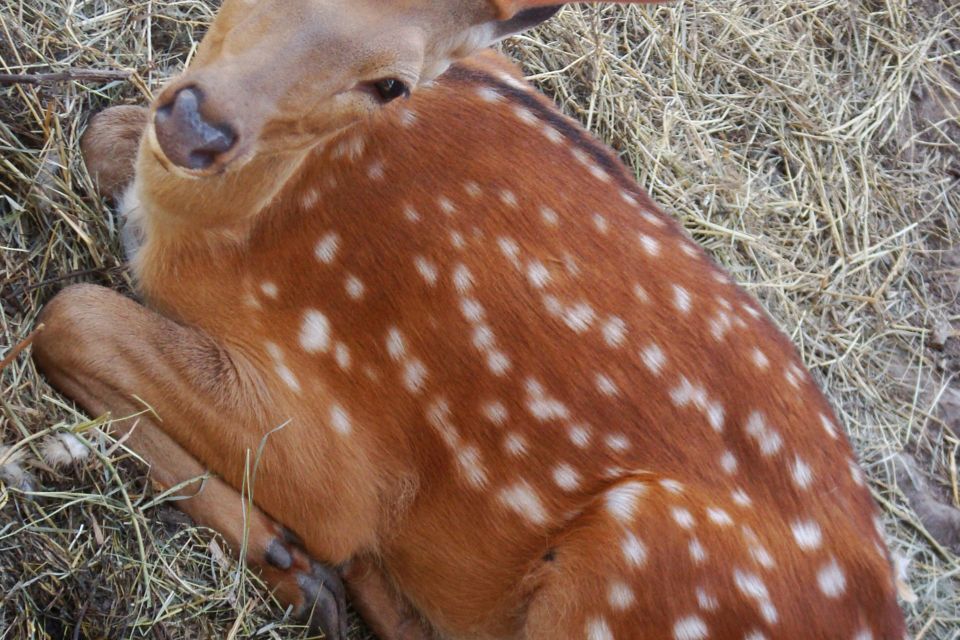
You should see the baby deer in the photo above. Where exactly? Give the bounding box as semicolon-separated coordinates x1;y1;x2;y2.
34;0;907;638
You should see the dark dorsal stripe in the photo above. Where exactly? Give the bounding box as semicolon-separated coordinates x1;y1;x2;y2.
444;63;643;200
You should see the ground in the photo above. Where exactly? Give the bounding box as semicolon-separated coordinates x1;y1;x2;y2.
1;1;959;638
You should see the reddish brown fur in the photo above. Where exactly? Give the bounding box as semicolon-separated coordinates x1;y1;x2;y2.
36;34;905;640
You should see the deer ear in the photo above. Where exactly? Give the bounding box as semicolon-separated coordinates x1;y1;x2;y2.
493;5;563;38
491;1;663;21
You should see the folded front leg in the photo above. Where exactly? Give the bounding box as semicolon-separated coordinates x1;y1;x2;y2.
32;283;347;639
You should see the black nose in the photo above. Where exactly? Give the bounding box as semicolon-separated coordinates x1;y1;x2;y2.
154;86;237;171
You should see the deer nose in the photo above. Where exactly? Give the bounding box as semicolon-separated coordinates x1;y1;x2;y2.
154;86;237;171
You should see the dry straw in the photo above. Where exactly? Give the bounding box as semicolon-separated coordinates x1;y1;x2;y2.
2;0;958;637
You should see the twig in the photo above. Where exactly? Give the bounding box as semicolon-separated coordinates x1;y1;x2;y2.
0;324;45;372
0;69;132;86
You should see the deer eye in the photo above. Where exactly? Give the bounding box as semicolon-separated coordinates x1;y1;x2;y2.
372;78;410;103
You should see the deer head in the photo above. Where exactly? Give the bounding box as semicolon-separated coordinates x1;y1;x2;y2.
146;0;661;176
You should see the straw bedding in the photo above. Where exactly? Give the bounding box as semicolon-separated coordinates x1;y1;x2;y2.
1;1;958;637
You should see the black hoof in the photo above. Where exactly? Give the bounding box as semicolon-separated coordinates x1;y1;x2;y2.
296;561;349;639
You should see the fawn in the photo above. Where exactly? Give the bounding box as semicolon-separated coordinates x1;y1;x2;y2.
33;0;907;638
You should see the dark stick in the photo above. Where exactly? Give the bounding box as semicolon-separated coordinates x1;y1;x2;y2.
0;69;132;86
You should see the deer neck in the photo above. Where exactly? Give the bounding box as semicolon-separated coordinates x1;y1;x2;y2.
126;132;320;302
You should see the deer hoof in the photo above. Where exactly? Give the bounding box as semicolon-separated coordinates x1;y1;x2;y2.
296;561;349;639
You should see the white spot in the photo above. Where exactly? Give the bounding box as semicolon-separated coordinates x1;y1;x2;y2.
464;181;482;198
660;479;683;494
386;327;406;361
542;125;564;144
525;378;570;422
671;507;695;530
745;632;768;640
438;196;456;215
820;413;839;439
498;482;548;526
260;281;279;299
568;424;592;448
602;317;627;348
641;209;665;227
595;373;619;397
414;256;439;285
564;303;595;333
791;520;823;550
593;213;609;234
300;188;320;210
720;451;738;474
744;411;783;457
752;348;770;370
621;191;638;206
605;481;647;523
540;206;559;226
791;456;814;489
315;232;341;264
334;342;351;370
633;283;650;303
731;488;752;507
607;581;635;610
784;366;801;388
750;544;776;570
639;233;660;256
673;615;708;640
817;558;847;598
276;364;299;392
457;445;488;488
543;295;563;317
760;601;779;625
472;324;495;350
700;400;723;432
552;464;581;492
403;204;421;222
330;404;352;435
403;359;428;394
300;310;331;354
743;304;762;319
673;285;692;314
460;298;485;323
689;538;707;564
853;629;874;640
640;344;666;375
503;432;528;457
482;401;508;425
332;135;364;161
367;161;385;180
706;507;733;527
586;617;614;640
497;237;521;267
452;263;474;293
345;274;365;300
487;350;511;376
526;260;550;289
709;311;732;341
265;342;283;360
695;587;718;611
733;569;770;601
604;433;630;452
477;86;501;102
512;105;537;125
622;532;647;568
500;190;518;208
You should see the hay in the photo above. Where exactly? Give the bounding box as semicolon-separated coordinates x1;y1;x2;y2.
1;0;958;637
